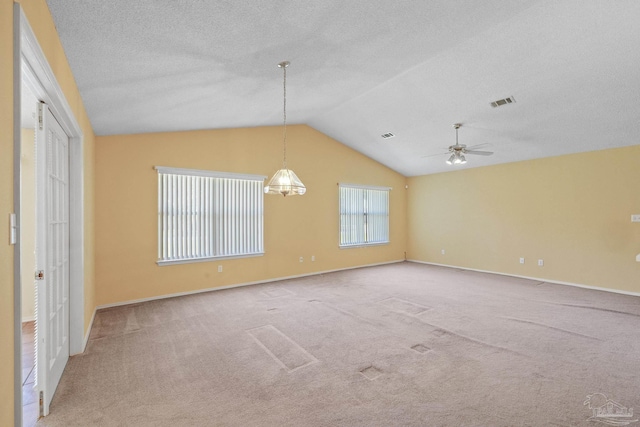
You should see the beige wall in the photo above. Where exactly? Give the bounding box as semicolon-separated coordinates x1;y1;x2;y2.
21;128;36;322
0;0;15;423
95;125;408;306
407;145;640;293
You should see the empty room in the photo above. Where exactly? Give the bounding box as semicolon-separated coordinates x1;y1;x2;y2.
2;1;640;426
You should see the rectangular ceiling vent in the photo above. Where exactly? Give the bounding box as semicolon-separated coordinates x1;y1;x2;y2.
490;96;516;108
381;132;395;139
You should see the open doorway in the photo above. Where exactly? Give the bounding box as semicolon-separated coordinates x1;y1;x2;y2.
16;6;86;424
20;82;38;426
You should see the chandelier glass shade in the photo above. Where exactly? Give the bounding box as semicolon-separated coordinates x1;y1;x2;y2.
264;168;306;196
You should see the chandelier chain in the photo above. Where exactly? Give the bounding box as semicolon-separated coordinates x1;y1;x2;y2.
282;63;287;169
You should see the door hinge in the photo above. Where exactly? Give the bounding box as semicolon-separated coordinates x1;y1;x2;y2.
36;270;44;280
38;103;44;130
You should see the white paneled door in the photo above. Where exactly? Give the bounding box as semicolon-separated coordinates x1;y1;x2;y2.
35;103;70;416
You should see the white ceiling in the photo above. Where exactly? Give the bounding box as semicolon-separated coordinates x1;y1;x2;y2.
45;0;640;176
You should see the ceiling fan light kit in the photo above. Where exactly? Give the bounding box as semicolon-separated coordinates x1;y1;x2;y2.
443;123;492;166
446;152;466;165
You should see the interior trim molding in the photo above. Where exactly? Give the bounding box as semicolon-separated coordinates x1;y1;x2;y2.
13;5;23;427
20;12;83;138
408;259;640;298
19;6;86;357
79;309;97;356
96;260;405;310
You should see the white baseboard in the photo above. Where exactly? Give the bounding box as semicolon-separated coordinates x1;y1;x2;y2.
75;308;96;356
407;259;640;298
96;259;405;310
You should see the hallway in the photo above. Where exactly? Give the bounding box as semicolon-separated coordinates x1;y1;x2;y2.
22;321;37;426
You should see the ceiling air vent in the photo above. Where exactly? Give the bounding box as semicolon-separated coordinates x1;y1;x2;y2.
490;96;516;108
381;132;395;139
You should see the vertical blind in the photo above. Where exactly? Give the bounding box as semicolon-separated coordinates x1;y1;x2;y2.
156;167;266;265
339;184;390;247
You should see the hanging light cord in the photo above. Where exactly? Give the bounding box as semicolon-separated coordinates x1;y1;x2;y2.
281;62;288;169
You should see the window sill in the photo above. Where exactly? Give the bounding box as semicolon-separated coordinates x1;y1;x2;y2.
339;242;389;249
157;252;264;266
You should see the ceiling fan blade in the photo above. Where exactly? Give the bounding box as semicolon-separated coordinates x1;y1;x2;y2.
465;150;494;156
465;143;490;150
421;151;449;158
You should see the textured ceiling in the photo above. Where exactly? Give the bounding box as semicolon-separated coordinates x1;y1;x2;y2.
46;0;640;176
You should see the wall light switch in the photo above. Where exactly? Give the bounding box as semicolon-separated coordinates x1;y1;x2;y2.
9;213;16;245
441;249;445;255
519;257;525;264
217;265;223;273
538;259;544;267
632;214;640;223
299;257;304;263
636;254;640;262
311;255;315;262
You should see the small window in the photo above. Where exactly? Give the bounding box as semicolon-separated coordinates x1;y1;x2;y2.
339;184;390;247
156;167;265;265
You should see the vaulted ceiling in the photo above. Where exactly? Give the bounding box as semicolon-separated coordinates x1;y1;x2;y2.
45;0;640;176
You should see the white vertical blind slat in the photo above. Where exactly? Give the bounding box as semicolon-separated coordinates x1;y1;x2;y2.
171;174;177;259
238;180;243;255
158;173;162;260
224;179;230;255
186;176;191;259
207;178;212;257
178;175;184;259
175;175;180;259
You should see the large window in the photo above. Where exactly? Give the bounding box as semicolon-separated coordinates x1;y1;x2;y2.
339;184;390;247
156;167;265;265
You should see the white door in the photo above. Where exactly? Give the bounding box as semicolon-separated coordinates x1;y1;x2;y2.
35;103;70;416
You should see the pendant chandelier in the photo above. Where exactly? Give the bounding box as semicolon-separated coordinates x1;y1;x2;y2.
264;61;306;197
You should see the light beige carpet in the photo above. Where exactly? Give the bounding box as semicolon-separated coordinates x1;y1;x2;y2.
38;262;640;426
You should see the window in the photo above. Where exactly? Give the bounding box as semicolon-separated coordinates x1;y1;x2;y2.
156;167;265;265
339;184;390;247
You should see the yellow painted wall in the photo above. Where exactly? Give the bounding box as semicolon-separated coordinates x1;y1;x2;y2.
407;145;640;293
21;128;36;322
95;125;407;306
0;0;15;423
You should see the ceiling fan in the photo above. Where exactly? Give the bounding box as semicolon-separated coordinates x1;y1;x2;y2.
424;123;494;165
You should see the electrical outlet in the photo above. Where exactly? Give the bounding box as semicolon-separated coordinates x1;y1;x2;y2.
519;257;525;264
441;249;445;255
299;257;303;263
538;259;544;267
636;254;640;262
217;265;223;273
311;255;315;261
632;214;640;223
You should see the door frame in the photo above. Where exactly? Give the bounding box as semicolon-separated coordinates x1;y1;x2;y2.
14;5;85;425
